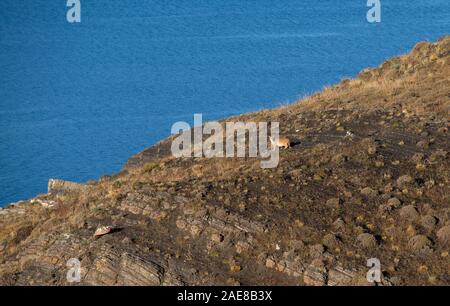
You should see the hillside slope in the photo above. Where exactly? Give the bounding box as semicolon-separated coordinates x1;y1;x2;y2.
0;36;449;286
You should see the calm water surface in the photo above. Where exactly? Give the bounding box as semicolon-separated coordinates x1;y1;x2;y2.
0;0;449;205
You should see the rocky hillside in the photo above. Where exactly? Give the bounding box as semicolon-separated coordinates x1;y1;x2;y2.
0;36;449;286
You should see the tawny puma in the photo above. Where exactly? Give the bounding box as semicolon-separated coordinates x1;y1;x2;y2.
269;136;291;149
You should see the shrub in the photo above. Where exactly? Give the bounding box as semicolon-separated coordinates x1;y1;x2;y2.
143;163;160;173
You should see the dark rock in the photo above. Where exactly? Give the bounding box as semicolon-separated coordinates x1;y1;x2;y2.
437;225;450;245
408;235;433;254
356;233;377;249
399;205;419;222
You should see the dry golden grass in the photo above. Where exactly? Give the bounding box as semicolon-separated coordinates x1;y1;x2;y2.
269;35;450;118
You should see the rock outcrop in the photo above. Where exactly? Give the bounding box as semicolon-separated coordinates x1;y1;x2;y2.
48;179;87;195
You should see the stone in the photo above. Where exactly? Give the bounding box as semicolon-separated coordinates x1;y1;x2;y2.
399;205;419;222
411;153;425;163
303;264;327;286
430;149;448;161
397;175;413;188
211;233;224;243
322;234;340;249
93;226;113;237
436;225;450;245
309;244;325;258
332;218;346;231
190;225;201;236
229;260;242;273
48;179;86;195
326;198;341;207
265;258;276;269
356;233;377;249
361;187;377;198
416;140;429;149
176;219;187;230
387;197;401;208
408;235;433;254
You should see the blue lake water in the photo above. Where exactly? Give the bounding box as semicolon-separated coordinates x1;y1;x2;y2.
0;0;449;206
